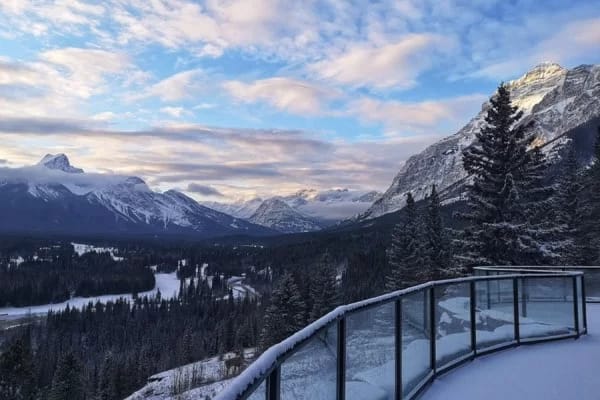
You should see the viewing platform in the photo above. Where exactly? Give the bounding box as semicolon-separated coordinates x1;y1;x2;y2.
215;267;596;400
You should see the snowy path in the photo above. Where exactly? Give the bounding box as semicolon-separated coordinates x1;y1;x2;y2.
0;272;180;320
422;304;600;400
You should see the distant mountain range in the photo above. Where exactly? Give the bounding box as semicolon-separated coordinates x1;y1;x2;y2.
204;188;381;233
0;154;272;238
359;62;600;220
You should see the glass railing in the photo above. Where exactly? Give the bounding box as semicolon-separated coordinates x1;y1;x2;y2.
216;269;586;400
474;266;600;302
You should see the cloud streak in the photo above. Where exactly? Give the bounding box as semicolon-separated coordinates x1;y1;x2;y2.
223;77;341;115
0;117;439;199
309;34;451;89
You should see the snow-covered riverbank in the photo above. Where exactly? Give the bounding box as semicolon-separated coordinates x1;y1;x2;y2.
0;272;180;319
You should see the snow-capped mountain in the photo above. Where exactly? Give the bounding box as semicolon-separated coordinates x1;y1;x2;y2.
0;154;272;237
38;153;84;173
248;198;323;233
206;188;381;229
360;62;600;220
204;197;265;220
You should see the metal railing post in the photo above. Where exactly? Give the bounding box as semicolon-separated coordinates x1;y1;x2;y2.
521;278;528;318
395;298;402;400
266;367;280;400
573;276;580;338
513;278;520;344
486;270;491;309
429;287;436;374
470;281;477;355
337;318;346;400
582;275;588;332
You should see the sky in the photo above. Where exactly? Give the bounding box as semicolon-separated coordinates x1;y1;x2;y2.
0;0;599;202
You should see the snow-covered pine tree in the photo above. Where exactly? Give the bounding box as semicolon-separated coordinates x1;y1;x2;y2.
309;259;340;322
48;353;84;400
579;127;600;264
460;83;554;266
551;146;584;264
385;193;427;291
260;272;307;349
424;185;452;279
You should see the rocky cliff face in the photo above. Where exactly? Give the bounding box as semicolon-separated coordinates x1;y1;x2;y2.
360;63;600;220
248;198;323;233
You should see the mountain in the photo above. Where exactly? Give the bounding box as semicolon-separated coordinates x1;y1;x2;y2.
248;198;323;233
360;62;600;220
204;197;265;219
0;154;272;238
38;153;84;173
206;188;381;229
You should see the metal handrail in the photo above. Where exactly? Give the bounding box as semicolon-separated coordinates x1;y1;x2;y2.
215;268;586;400
474;266;600;303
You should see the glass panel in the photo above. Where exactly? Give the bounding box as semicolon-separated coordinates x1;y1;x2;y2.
346;302;395;400
402;289;431;397
280;323;337;400
577;276;585;333
435;283;472;369
583;269;600;301
247;380;266;400
518;277;575;340
475;278;515;350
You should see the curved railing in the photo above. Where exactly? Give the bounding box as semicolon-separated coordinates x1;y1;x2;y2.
474;266;600;302
215;269;587;400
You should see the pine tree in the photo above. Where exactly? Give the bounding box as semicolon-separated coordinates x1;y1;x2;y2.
260;272;307;349
0;338;35;400
459;83;553;266
423;185;453;279
309;258;340;321
580;127;600;264
386;193;427;291
49;353;84;400
552;146;584;264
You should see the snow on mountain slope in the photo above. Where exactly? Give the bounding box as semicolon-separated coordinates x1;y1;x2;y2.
360;62;600;220
204;197;265;219
206;188;381;229
0;155;271;237
248;198;323;233
38;153;84;173
283;188;381;221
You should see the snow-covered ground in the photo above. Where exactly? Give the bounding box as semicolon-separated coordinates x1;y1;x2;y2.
71;242;124;261
422;304;600;400
0;272;179;319
126;349;256;400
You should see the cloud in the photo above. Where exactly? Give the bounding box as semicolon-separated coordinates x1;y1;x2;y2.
471;17;600;80
39;48;131;98
349;94;487;134
135;69;205;102
0;0;105;37
111;0;319;60
186;183;224;197
0;116;438;199
160;106;187;118
0;50;138;118
223;77;341;115
309;34;451;89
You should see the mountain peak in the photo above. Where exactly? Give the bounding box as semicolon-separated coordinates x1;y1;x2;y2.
509;62;567;88
249;197;322;233
37;154;84;174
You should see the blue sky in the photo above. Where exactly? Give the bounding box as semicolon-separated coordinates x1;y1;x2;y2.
0;0;599;201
